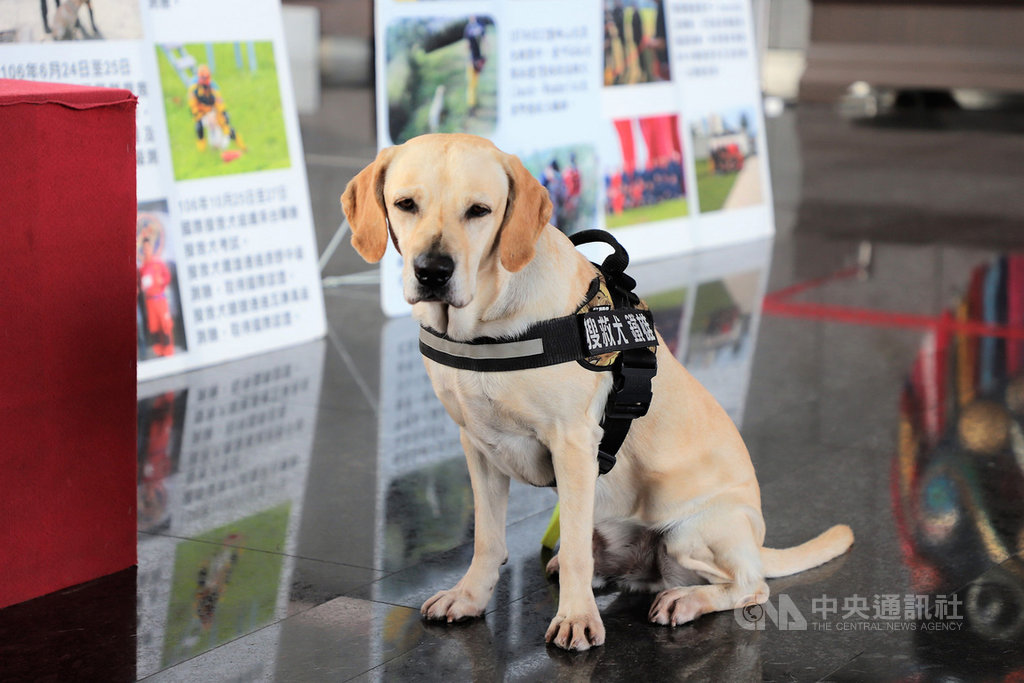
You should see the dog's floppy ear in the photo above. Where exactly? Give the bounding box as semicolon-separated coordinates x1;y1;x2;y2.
499;153;553;272
341;147;396;263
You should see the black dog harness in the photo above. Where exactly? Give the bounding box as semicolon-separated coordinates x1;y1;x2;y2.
418;230;658;477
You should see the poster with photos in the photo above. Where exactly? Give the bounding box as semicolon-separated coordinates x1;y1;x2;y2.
0;0;326;380
374;0;774;316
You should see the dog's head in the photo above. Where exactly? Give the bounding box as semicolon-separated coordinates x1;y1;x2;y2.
341;134;552;308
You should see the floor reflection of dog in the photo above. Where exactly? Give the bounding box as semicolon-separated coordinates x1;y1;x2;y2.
47;0;99;40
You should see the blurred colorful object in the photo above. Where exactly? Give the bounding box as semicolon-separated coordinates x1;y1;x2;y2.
894;255;1024;663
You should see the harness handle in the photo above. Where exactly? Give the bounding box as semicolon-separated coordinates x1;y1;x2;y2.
570;229;629;275
570;229;638;307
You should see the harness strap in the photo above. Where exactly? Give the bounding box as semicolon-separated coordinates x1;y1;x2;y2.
570;230;657;477
595;347;657;475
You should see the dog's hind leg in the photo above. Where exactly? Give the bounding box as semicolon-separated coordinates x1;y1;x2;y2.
421;430;510;623
545;519;651;589
648;505;769;627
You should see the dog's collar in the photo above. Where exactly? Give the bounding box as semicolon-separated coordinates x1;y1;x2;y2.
418;229;659;481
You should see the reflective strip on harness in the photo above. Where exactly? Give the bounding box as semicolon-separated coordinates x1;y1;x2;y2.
419;331;544;362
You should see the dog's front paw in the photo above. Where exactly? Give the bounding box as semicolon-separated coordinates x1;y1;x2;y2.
545;611;605;651
421;588;488;623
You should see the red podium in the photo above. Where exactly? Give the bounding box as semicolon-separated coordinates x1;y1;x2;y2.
0;80;137;609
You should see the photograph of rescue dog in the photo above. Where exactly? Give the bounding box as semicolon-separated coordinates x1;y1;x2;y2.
385;15;497;145
691;106;764;213
519;144;598;237
0;0;142;42
341;133;853;651
156;41;291;181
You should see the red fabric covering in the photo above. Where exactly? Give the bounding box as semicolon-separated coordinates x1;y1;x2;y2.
0;79;137;609
0;78;136;108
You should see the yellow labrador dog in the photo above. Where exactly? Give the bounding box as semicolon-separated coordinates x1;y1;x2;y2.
342;134;853;651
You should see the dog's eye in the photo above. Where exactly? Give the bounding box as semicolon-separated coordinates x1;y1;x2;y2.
394;198;417;213
466;204;491;219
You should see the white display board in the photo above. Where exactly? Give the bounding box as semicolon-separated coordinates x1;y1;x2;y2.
373;0;774;316
0;0;326;380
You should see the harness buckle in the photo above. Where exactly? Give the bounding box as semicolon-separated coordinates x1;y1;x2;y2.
596;449;618;475
604;348;657;420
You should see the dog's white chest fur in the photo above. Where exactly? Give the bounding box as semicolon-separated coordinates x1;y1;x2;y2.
425;363;558;486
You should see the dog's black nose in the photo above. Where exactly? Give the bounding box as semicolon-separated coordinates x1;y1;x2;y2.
414;252;455;289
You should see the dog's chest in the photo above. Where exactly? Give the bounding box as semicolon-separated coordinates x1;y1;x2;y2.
431;368;555;486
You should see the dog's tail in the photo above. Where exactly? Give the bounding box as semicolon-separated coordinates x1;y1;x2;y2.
760;524;854;578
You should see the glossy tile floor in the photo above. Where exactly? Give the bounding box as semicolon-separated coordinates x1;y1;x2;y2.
3;91;1024;682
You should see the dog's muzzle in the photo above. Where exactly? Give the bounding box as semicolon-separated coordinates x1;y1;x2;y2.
413;251;455;301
